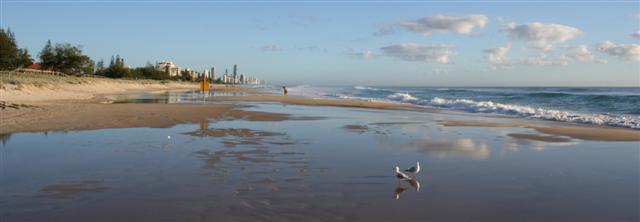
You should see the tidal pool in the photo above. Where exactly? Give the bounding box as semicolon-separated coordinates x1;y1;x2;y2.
1;101;638;221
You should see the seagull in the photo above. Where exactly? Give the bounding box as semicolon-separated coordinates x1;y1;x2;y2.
404;161;420;175
395;166;412;180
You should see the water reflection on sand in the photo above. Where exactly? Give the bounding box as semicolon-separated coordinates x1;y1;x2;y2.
1;102;638;221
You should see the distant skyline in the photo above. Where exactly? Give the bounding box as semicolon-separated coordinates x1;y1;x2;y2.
2;0;639;86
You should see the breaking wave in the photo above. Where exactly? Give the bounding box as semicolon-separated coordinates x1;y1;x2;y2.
385;93;640;129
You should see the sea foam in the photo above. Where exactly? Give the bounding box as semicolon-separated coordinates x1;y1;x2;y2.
385;93;640;129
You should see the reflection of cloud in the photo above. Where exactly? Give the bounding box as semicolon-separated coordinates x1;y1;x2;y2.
506;136;578;151
402;138;490;160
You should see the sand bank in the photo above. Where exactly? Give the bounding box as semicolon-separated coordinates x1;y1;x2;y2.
437;120;640;141
0;103;299;134
202;95;433;110
0;71;269;103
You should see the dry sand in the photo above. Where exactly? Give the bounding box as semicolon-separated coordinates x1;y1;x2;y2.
1;78;195;103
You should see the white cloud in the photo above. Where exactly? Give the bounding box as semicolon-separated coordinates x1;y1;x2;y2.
631;31;640;39
380;43;456;64
502;22;582;50
261;44;282;52
562;45;607;64
522;54;569;66
521;45;606;66
378;14;489;36
345;49;374;60
432;68;448;75
483;43;512;69
596;41;640;61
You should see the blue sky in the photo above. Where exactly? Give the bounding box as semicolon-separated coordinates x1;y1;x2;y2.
2;0;639;86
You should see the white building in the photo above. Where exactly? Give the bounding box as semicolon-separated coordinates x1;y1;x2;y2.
156;61;181;77
210;66;216;81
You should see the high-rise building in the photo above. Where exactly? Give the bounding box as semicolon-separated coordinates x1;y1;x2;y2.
210;66;215;80
223;69;229;84
232;64;237;80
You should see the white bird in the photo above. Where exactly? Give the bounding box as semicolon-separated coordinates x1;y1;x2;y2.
167;135;171;139
404;161;420;174
395;166;412;180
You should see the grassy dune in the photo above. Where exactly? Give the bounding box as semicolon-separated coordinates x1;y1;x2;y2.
0;71;179;89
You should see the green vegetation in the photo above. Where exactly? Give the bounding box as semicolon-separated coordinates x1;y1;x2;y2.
39;40;94;75
0;29;33;70
0;70;182;89
1;70;90;89
2;29;193;81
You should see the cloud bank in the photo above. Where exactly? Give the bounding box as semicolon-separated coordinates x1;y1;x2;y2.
483;43;512;69
376;14;489;36
380;43;456;64
596;41;640;61
503;22;582;50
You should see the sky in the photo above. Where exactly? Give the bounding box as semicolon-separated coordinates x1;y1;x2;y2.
2;0;639;86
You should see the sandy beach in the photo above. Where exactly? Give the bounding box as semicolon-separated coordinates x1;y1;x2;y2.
1;77;639;221
2;75;638;143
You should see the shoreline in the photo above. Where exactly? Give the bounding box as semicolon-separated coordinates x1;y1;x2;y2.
201;95;435;111
1;76;638;142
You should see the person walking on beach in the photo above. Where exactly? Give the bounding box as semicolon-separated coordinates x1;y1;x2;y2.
282;86;288;95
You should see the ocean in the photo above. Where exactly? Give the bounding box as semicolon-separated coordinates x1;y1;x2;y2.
276;85;640;129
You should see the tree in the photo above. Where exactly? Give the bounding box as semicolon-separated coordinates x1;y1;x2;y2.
180;69;193;81
104;54;131;78
95;59;105;76
39;40;56;70
17;48;33;68
0;28;32;70
51;43;94;74
134;65;169;80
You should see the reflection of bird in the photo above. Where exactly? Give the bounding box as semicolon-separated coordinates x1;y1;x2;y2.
394;186;407;200
407;178;421;192
395;166;412;180
404;161;420;175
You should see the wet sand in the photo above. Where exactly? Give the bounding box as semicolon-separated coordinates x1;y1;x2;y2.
437;120;640;141
1;96;638;221
202;95;433;110
0;102;294;134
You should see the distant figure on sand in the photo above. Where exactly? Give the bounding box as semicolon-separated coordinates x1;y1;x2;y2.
282;86;288;95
